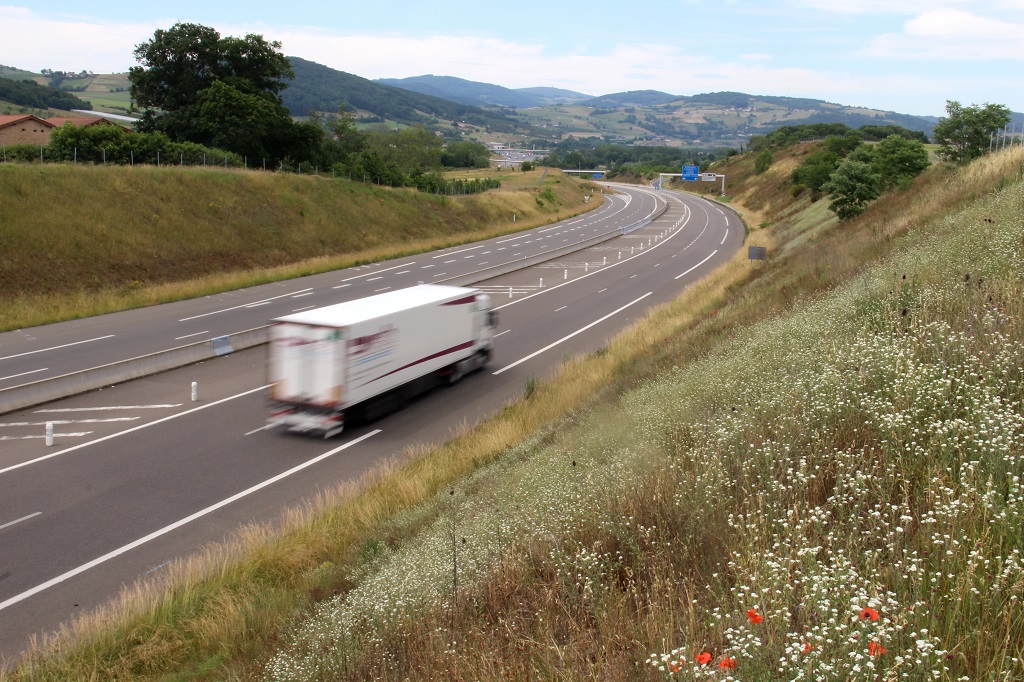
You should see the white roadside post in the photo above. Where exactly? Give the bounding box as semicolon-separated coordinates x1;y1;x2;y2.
191;381;199;402
45;422;54;447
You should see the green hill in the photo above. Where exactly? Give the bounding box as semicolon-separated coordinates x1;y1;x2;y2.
283;57;526;136
0;164;598;330
8;133;1024;680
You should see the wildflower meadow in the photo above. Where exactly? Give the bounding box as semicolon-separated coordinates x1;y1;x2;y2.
261;154;1024;680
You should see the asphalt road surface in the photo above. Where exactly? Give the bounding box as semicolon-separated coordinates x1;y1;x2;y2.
0;185;741;664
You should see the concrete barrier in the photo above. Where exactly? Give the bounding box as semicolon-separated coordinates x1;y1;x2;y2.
0;326;269;415
0;193;670;415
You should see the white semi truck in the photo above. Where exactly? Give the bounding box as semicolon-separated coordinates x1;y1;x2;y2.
267;285;497;437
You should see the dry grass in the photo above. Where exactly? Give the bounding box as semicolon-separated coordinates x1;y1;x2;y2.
0;164;600;330
6;147;1024;681
256;148;1024;681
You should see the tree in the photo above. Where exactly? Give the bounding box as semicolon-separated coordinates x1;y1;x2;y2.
129;23;296;160
932;100;1011;165
871;135;930;189
754;149;773;174
364;126;443;175
441;141;490;168
822;159;881;220
791;150;840;199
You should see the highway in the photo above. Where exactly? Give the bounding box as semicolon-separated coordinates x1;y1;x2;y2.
0;185;742;664
0;188;657;391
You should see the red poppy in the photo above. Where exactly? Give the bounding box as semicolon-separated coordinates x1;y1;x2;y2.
868;641;887;657
801;642;813;654
747;608;764;624
860;607;879;621
720;657;737;669
695;651;712;665
670;661;681;673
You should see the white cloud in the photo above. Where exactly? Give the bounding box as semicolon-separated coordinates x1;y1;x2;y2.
0;6;155;72
788;0;973;15
865;9;1024;60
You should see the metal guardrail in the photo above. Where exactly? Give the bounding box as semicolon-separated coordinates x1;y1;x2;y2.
0;192;670;415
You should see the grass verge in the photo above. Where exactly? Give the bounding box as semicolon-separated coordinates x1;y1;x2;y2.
0;165;598;331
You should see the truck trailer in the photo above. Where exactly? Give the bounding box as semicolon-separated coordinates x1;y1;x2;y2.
267;285;496;438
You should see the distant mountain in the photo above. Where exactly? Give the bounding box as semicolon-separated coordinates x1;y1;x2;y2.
284;58;521;133
582;90;679;107
514;86;593;106
375;76;593;109
11;60;1005;149
376;75;537;108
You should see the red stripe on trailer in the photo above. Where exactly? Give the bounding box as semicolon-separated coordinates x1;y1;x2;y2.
365;340;475;384
442;295;477;306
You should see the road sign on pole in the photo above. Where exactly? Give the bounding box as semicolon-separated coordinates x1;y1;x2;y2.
682;165;699;181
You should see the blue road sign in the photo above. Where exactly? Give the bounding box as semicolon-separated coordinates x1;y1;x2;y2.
682;165;699;181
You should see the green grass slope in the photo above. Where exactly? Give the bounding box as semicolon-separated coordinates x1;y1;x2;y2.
6;147;1023;681
261;150;1024;681
0;164;596;330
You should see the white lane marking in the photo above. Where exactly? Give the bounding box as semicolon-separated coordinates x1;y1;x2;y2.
420;264;435;269
245;301;271;308
291;291;314;298
374;287;391;292
0;512;42;531
495;234;532;243
335;262;416;283
36;405;181;412
444;260;457;264
366;276;383;282
720;228;728;245
291;305;317;313
0;429;381;612
0;389;263;477
433;244;484;258
0;336;115;362
433;272;447;277
332;283;351;289
555;306;567;312
675;250;719;280
244;423;277;436
598;288;607;293
494;330;511;337
173;331;209;341
0;418;138;427
630;274;637;279
481;251;491;255
493;293;652;376
395;270;411;275
493;192;695;312
0;368;48;382
179;290;311;322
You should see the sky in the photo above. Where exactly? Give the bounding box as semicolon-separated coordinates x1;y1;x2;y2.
1;1;1022;118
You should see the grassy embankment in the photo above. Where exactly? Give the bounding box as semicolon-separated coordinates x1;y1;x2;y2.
0;163;596;331
7;146;1024;680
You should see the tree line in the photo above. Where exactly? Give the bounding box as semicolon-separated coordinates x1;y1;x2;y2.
778;101;1011;220
3;24;501;195
0;78;92;111
542;138;725;179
